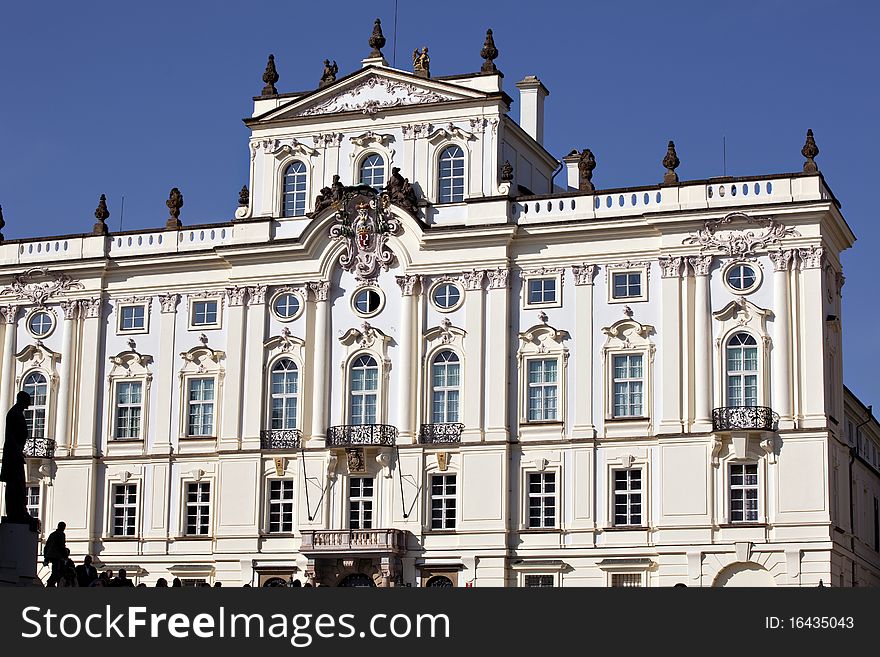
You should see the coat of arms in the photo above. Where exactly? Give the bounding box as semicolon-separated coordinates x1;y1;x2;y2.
329;185;401;280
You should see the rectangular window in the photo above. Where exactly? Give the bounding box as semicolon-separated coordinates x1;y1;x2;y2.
115;381;143;439
112;483;137;537
118;304;146;332
613;469;642;526
349;476;374;530
527;472;556;528
527;359;558;421
26;485;40;521
268;480;294;534
191;300;219;327
528;278;556;305
611;573;643;587
523;574;554;587
187;378;215;436
612;272;642;299
612;354;644;417
185;482;211;536
430;474;457;530
730;463;759;523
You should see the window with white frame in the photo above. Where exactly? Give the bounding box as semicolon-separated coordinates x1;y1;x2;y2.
430;474;457;530
190;299;219;328
527;472;556;528
527;278;557;306
613;469;642;526
431;351;460;423
431;282;462;311
729;463;759;523
726;332;759;407
611;573;643;587
527;359;558;422
268;479;294;533
112;483;137;537
118;304;147;332
349;476;374;530
352;288;383;317
725;263;759;293
523;574;555;587
270;359;298;430
27;310;54;338
271;292;301;321
26;485;40;521
611;271;643;300
114;381;143;439
612;354;644;417
185;482;211;536
359;153;385;189
349;355;379;425
187;378;215;436
282;161;308;217
23;372;48;438
438;145;465;203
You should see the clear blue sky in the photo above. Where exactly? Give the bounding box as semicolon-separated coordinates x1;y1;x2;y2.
1;1;877;406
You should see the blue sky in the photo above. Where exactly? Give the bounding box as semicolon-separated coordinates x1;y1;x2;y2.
0;1;877;405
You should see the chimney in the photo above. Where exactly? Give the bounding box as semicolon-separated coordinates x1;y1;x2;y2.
562;150;581;191
515;76;549;145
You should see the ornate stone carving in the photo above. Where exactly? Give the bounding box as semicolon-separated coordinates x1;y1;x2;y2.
309;174;345;218
347;448;366;474
688;254;713;277
682;212;799;257
519;266;564;285
460;269;485;292
401;123;431;139
500;160;514;182
93;194;110;235
246;284;267;305
659;257;684;279
802;129;819;173
487;267;510;289
797;245;824;270
385;167;420;216
835;271;846;295
662;140;680;185
571;264;598;286
349;131;394;148
469;117;488;134
437;317;455;344
296;75;453;117
79;297;102;319
329;187;401;280
611;261;651;279
395;275;421;296
59;300;80;321
367;18;386;58
226;286;247;306
480;28;499;73
309;281;331;302
319;59;338;88
1;305;17;324
412;47;430;77
262;53;279;96
426;122;475;143
375;449;392;478
159;293;179;314
312;132;343;147
576;149;596;192
165;187;183;230
238;185;249;208
769;249;795;272
1;268;84;305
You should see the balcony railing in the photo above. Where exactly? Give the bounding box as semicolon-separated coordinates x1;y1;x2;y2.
712;406;778;432
260;429;302;450
299;529;407;555
24;438;55;459
327;424;397;447
418;423;464;444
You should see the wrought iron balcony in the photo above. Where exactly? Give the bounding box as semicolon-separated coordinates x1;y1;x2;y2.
260;429;302;450
712;406;778;432
299;529;407;555
24;438;55;459
327;424;397;447
418;423;464;444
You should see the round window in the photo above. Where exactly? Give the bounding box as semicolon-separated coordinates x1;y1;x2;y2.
432;282;462;310
725;263;758;292
27;311;54;337
272;292;301;321
352;288;383;316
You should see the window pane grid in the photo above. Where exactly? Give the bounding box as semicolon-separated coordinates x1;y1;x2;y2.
613;469;643;526
527;359;558;421
360;154;385;188
187;378;215;436
524;575;554;587
26;486;40;521
350;355;378;425
23;372;48;438
192;300;218;326
726;333;759;407
185;482;211;535
612;272;642;298
115;381;143;439
349;477;374;530
112;483;137;537
730;463;759;522
527;278;557;305
268;479;295;533
431;474;457;529
528;472;556;528
612;354;644;417
120;305;145;331
438;146;465;203
270;359;298;430
431;351;460;423
283;161;307;217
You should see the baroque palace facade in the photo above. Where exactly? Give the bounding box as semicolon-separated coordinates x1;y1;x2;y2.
1;21;879;587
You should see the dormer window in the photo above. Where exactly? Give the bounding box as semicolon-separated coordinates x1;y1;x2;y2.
359;153;385;189
438;145;465;203
283;161;307;217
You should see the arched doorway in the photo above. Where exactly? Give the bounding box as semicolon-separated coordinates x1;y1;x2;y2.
713;562;777;587
263;577;288;587
338;573;375;587
425;575;454;587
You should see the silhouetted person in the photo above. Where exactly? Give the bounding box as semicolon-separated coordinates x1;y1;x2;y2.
76;555;98;587
111;568;134;587
136;583;147;588
1;391;32;524
214;581;222;587
43;522;67;586
155;577;168;587
171;577;182;588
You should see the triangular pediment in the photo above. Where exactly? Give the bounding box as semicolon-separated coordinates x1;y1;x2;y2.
258;67;486;122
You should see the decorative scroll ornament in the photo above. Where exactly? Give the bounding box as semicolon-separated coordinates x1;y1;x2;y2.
296;75;453;117
1;268;84;306
682;212;799;257
487;267;510;289
329;186;400;280
658;256;684;279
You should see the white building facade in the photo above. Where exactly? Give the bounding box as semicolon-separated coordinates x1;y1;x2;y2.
1;24;878;587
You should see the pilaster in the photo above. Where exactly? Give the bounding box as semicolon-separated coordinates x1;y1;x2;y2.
72;297;102;457
659;256;685;434
152;293;179;454
395;275;420;444
309;281;331;447
219;286;247;451
54;300;80;455
485;267;510;441
241;285;267;450
571;264;597;438
770;249;794;429
689;255;713;432
461;270;485;443
0;305;18;415
796;246;826;427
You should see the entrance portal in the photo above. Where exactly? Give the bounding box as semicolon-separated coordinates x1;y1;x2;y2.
338;573;376;587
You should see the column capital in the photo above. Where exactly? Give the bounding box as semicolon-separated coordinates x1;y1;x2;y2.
159;292;180;313
487;267;510;289
79;297;102;319
460;269;485;292
246;284;267;305
797;245;825;270
659;255;685;278
226;285;248;307
1;304;17;324
59;299;80;320
769;249;795;272
395;274;421;296
687;254;713;277
571;263;598;286
308;280;331;302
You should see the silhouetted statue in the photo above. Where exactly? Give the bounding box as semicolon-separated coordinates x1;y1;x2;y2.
1;391;32;524
385;167;419;215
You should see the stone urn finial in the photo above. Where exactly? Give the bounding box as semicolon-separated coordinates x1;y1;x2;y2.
802;129;819;173
238;185;249;207
578;149;596;192
165;187;183;230
93;193;110;235
500;160;514;182
261;54;279;96
662;140;680;184
480;28;499;73
368;18;386;58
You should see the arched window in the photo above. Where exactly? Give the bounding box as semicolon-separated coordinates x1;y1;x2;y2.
726;332;759;407
282;161;307;217
270;359;299;429
359;154;385;189
438;145;465;203
349;355;379;425
431;351;460;423
23;372;48;438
